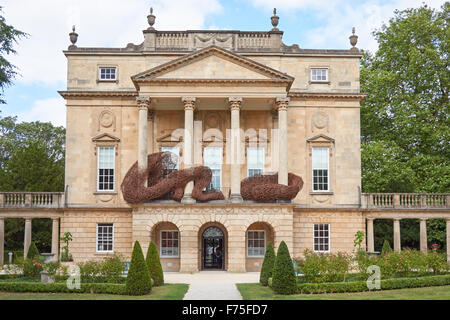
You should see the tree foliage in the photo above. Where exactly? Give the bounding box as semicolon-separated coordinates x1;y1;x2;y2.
361;3;449;250
259;242;275;286
272;241;297;295
0;6;27;104
126;241;152;295
26;241;39;259
145;241;164;286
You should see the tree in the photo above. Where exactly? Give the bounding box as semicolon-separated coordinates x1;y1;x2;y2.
0;6;27;104
361;3;449;251
271;241;297;295
145;241;164;286
381;240;392;255
126;241;152;295
26;241;39;259
259;242;275;286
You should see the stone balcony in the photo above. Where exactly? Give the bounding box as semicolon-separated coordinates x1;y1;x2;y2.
361;193;449;209
0;192;65;209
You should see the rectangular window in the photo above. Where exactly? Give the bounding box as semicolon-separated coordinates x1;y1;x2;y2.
97;223;114;252
311;68;328;82
247;231;265;257
314;224;330;252
247;147;264;177
161;231;179;257
99;67;116;80
204;147;222;191
161;146;180;170
98;146;115;191
312;147;329;191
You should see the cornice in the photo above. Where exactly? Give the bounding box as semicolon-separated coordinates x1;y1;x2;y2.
288;92;367;101
58;90;138;98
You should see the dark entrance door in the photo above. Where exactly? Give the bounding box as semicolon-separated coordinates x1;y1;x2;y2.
202;227;225;270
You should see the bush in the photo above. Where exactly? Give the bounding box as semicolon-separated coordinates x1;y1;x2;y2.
298;249;351;283
260;242;275;286
23;259;43;279
425;250;449;274
146;241;164;286
272;241;297;295
101;254;126;283
0;281;127;295
26;242;39;260
381;240;392;255
126;241;152;295
78;260;103;283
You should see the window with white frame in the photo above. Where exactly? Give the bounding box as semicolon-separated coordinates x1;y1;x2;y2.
161;146;180;170
97;223;114;252
247;147;264;177
97;146;115;191
247;230;265;257
99;67;117;80
204;147;222;191
311;68;328;82
160;230;179;257
312;147;329;191
314;223;330;252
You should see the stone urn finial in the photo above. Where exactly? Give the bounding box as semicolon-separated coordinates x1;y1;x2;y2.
69;25;78;49
147;7;156;30
271;8;279;31
349;27;359;52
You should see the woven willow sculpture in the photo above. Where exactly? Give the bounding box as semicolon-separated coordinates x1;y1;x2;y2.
241;173;303;202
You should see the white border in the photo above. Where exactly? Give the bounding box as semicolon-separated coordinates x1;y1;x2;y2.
246;230;266;258
247;146;265;177
313;223;331;253
204;146;222;191
98;66;117;81
96;223;114;253
97;146;115;192
311;147;330;192
160;230;180;258
310;67;329;82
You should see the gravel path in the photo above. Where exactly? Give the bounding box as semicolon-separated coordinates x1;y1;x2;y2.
165;271;259;300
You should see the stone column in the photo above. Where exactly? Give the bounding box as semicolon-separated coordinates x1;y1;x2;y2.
136;96;151;172
0;218;4;266
447;219;450;263
420;218;427;253
367;218;375;253
181;97;196;204
229;97;243;203
24;218;32;258
51;218;59;259
275;98;289;186
393;218;401;252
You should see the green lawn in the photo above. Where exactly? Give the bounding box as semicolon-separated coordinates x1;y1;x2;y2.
236;283;450;300
0;283;189;300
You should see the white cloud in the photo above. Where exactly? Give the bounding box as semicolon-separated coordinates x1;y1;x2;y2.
2;0;223;86
250;0;446;52
16;97;66;127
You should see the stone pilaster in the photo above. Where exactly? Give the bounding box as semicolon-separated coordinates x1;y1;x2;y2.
367;218;375;253
393;218;401;252
0;218;4;265
51;218;59;259
420;218;427;253
229;97;243;203
181;97;196;204
136;96;151;172
24;218;32;258
275;98;289;186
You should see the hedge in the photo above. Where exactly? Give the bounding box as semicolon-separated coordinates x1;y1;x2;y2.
0;282;128;295
297;274;450;294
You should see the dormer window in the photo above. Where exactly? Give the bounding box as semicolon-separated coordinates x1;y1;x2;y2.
311;68;328;82
99;67;117;81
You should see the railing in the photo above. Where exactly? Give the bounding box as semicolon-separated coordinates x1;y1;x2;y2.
361;193;450;209
0;192;65;208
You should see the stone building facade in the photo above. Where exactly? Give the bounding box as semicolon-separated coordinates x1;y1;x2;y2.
1;9;448;270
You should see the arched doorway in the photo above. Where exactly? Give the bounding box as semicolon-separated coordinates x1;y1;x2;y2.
201;226;225;270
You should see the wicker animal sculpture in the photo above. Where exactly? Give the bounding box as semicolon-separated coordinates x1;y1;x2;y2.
121;152;225;203
240;173;303;202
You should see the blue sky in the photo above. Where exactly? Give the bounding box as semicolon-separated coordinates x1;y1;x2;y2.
0;0;445;127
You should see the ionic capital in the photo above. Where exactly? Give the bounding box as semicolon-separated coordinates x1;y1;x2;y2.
136;96;151;110
275;97;290;111
182;97;196;111
228;97;242;111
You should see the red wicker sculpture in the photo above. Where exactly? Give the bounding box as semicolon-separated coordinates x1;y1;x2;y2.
241;173;304;202
121;152;225;203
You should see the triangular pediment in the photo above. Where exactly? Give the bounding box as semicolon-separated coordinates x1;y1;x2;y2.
92;133;120;142
132;45;294;85
307;134;335;143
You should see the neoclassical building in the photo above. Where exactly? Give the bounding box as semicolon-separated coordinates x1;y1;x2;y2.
0;9;448;272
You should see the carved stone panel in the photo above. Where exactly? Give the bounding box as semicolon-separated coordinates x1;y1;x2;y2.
311;110;329;133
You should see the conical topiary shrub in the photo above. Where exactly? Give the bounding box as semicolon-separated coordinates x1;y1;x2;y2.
272;241;297;295
146;241;164;286
259;242;275;286
381;240;392;255
126;241;152;295
26;242;40;260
